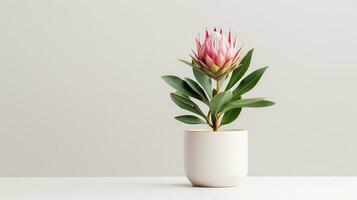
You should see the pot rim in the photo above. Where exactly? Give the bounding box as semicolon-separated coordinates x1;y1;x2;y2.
185;129;247;134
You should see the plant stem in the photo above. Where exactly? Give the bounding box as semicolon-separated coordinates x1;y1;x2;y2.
213;119;219;131
213;79;221;132
216;79;221;93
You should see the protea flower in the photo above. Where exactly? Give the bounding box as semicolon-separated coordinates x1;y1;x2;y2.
163;28;275;132
191;28;241;80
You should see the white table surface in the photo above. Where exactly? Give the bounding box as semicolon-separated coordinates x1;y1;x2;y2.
0;177;356;200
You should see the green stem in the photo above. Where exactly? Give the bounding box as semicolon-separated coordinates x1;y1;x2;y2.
216;79;221;93
213;79;221;132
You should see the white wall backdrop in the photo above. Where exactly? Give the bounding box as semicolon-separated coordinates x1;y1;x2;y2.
1;0;357;176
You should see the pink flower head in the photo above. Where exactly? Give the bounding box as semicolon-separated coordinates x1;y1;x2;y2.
192;28;241;79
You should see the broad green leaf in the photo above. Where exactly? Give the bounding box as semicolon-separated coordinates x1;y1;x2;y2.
162;75;203;102
221;108;242;125
184;78;209;104
174;91;189;98
170;93;205;118
172;92;195;106
221;96;242;126
233;67;268;98
210;112;216;127
193;68;212;99
220;98;275;114
175;115;206;124
209;91;233;115
225;49;254;91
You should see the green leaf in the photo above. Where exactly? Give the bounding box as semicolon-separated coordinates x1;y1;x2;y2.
209;91;233;115
193;68;212;99
221;108;242;126
221;96;242;126
184;78;209;104
225;49;254;91
233;67;268;98
175;115;206;124
162;75;202;102
212;89;217;97
210;112;216;127
170;93;205;118
172;92;195;105
174;91;189;98
220;98;275;114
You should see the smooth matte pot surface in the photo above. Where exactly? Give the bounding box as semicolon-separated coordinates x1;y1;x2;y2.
184;129;248;187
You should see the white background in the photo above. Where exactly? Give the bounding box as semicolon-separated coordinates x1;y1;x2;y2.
0;0;356;176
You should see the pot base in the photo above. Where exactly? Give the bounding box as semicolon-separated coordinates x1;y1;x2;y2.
184;129;248;188
189;179;245;188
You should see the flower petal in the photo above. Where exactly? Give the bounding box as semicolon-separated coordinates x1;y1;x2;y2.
205;55;215;68
210;63;220;73
198;59;211;71
216;52;226;68
205;28;209;41
228;30;231;44
191;50;199;60
216;60;233;76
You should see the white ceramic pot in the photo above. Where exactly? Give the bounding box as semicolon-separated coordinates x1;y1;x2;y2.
184;129;248;187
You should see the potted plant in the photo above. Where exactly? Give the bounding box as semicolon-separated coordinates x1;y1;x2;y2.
162;28;275;187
